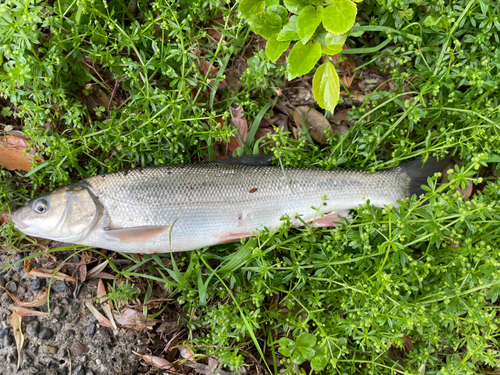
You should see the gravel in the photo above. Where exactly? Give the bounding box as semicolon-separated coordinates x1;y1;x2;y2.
3;333;13;347
38;327;54;340
50;281;67;293
86;324;96;338
73;364;85;375
26;321;40;336
0;328;9;340
31;278;46;291
5;281;17;293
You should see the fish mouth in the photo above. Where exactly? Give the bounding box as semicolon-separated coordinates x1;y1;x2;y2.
11;215;29;230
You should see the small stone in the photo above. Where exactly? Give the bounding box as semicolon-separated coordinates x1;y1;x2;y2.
50;281;67;293
0;276;5;287
86;324;96;338
26;321;40;336
31;278;46;291
67;329;76;336
48;359;60;369
73;364;85;375
38;327;54;340
17;285;26;295
70;303;80;313
12;255;24;272
0;328;9;339
7;353;16;363
21;353;33;369
85;371;94;375
53;306;63;317
5;281;17;293
95;358;101;365
4;333;13;346
57;347;67;359
45;346;58;354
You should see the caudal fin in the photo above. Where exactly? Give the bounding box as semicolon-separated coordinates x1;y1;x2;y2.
398;156;450;197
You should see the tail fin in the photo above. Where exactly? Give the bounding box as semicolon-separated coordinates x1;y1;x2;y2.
398;156;450;197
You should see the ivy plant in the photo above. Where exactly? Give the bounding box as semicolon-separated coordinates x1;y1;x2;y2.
239;0;361;112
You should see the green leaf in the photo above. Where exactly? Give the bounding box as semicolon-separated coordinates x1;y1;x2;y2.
312;61;339;112
311;355;328;371
249;10;283;39
278;337;295;356
310;0;323;4
298;346;316;360
322;44;343;55
326;33;347;46
269;5;288;24
297;6;324;44
239;0;265;19
296;333;317;347
291;349;306;365
277;15;299;41
323;0;357;35
283;0;309;13
265;0;279;5
266;37;290;61
288;41;322;77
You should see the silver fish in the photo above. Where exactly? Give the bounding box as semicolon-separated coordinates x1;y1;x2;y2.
11;156;447;253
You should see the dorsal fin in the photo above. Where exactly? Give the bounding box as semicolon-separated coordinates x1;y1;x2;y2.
215;154;273;167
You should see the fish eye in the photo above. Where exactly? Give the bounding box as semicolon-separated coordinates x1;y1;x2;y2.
33;198;49;214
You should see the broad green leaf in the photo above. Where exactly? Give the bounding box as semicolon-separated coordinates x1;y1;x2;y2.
283;0;309;13
269;5;288;23
291;349;306;365
310;0;323;4
277;15;299;41
323;0;357;35
266;37;290;61
296;333;317;347
326;33;347;46
311;355;328;371
249;10;283;39
265;0;279;5
239;0;265;19
297;6;324;44
312;61;339;112
278;337;295;356
298;346;316;360
288;41;322;77
322;44;342;55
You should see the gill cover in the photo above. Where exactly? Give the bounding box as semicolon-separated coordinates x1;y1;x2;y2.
11;183;100;242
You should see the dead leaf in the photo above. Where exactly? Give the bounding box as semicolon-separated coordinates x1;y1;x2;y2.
419;363;426;374
12;306;49;317
0;135;42;171
339;56;356;88
293;107;333;144
0;286;48;307
97;279;117;330
208;357;219;373
177;345;195;361
93;271;114;280
132;351;174;370
0;211;9;225
76;342;88;356
403;333;414;351
329;109;350;125
9;312;23;369
87;260;109;279
227;106;248;153
85;302;114;328
113;309;157;330
28;268;77;283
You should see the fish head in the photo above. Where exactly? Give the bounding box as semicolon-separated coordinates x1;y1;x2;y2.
11;183;100;242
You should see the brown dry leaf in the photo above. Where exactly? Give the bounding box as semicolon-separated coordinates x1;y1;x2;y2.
293;106;332;144
339;57;356;88
87;260;109;279
93;271;114;280
132;351;174;370
0;286;48;307
76;342;88;356
9;312;23;369
0;135;42;171
177;345;195;361
12;306;49;317
85;301;114;328
227;106;248;153
97;279;118;330
329;109;350;125
1;211;9;225
403;333;414;351
28;267;77;283
113;309;157;330
208;357;219;373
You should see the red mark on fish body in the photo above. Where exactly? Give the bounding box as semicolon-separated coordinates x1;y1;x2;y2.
248;188;257;193
215;232;254;244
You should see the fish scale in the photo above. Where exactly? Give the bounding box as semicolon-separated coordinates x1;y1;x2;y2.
11;157;448;253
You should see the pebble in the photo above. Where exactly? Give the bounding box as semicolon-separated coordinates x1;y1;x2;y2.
45;345;58;354
0;276;5;287
26;321;40;336
4;333;13;346
53;306;63;316
31;278;46;291
86;324;96;338
95;358;102;365
38;327;54;340
17;285;26;295
51;281;67;293
21;353;33;369
0;328;9;339
73;364;85;375
67;329;76;336
70;302;80;313
86;371;94;375
5;281;17;293
57;347;67;359
12;255;24;272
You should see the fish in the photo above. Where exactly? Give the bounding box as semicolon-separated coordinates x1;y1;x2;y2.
10;155;448;253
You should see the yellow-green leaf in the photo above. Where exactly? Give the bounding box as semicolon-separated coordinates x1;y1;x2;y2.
249;10;283;39
323;0;357;35
312;61;339;113
266;37;290;61
297;6;324;44
283;0;309;13
277;15;299;41
240;0;265;19
322;44;342;55
288;41;322;77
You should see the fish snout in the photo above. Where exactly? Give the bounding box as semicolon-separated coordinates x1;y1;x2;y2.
10;211;29;230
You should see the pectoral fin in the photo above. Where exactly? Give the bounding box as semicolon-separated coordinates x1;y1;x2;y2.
104;225;171;243
311;210;352;227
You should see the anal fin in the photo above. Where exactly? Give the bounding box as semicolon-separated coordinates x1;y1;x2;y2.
104;225;171;243
312;210;351;227
215;231;254;244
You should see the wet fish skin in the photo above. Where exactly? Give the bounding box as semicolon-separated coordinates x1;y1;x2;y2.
11;157;447;253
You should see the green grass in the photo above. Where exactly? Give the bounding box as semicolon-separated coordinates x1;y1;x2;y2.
1;0;500;374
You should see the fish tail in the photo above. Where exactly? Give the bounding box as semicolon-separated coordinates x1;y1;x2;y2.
398;156;450;197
